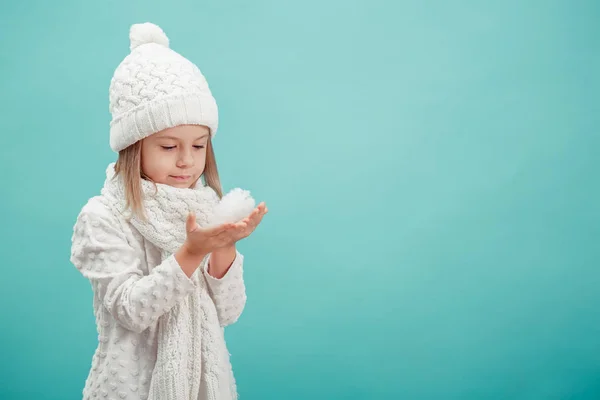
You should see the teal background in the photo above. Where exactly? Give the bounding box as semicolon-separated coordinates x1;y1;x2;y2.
1;0;599;399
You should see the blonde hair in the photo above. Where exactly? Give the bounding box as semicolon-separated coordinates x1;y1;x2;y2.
113;136;223;221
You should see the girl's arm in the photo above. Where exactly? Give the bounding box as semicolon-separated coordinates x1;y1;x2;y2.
70;203;203;333
203;245;247;327
201;202;267;327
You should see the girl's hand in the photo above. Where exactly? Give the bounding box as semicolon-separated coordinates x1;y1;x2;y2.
228;202;268;243
183;202;268;255
178;203;267;278
182;213;238;256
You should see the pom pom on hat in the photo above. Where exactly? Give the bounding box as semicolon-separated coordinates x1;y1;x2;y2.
129;22;170;51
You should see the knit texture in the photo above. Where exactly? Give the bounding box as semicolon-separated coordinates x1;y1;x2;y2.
109;22;218;152
100;163;230;399
70;166;246;400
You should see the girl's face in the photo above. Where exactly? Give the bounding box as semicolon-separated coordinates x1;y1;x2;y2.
141;124;210;188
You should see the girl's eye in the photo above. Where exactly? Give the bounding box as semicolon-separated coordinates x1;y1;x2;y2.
161;145;204;150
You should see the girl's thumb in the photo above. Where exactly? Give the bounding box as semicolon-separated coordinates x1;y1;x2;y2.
186;212;196;233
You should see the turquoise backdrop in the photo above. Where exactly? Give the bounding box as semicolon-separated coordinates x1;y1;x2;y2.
1;0;599;399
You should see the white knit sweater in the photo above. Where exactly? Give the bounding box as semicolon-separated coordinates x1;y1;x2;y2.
70;194;246;400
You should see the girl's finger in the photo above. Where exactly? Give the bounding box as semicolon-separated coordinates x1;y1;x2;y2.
250;211;261;222
251;204;261;215
207;222;235;236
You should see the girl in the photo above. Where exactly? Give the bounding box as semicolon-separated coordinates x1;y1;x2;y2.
70;22;267;400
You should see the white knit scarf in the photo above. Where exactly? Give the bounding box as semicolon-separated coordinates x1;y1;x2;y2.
100;162;232;400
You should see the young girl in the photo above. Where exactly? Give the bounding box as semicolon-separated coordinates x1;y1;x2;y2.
70;22;267;400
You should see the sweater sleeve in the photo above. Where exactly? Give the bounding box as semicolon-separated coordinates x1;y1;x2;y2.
70;205;197;333
202;251;247;327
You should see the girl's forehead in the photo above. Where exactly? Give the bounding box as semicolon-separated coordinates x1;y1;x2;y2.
152;125;210;140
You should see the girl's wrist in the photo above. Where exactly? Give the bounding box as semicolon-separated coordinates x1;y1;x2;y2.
207;245;236;278
213;243;236;253
176;243;208;278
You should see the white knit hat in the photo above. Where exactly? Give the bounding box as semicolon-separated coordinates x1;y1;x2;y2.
108;22;219;152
